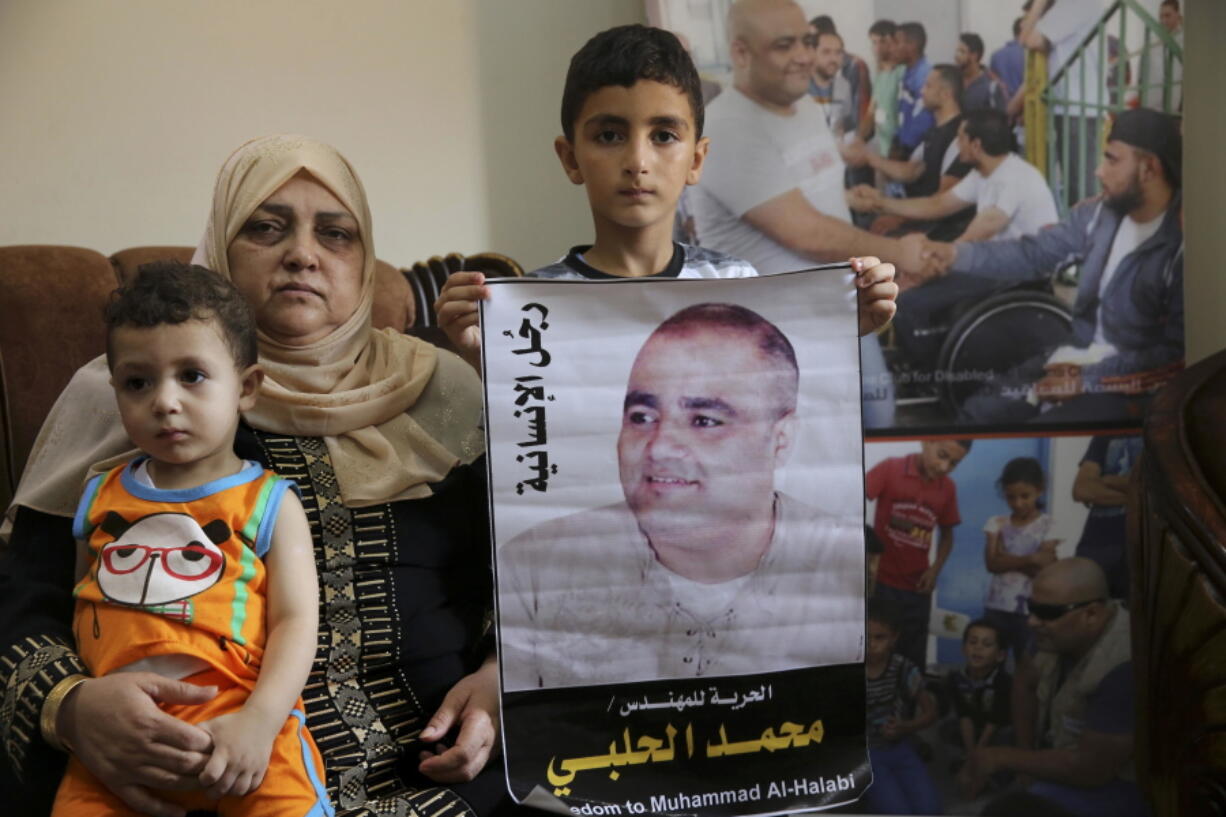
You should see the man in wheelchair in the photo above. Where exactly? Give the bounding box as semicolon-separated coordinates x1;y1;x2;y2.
896;108;1183;425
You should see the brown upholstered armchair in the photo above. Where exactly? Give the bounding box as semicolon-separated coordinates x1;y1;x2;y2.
1130;347;1226;816
401;251;523;349
0;247;117;518
0;245;520;512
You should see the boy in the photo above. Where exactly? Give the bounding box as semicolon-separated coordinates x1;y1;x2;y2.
53;262;329;816
863;599;941;815
866;438;970;669
942;619;1011;768
433;24;897;364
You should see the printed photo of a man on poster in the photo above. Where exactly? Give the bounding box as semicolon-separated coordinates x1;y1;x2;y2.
498;301;862;691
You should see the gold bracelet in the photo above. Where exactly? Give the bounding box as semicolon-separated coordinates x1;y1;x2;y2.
39;674;89;753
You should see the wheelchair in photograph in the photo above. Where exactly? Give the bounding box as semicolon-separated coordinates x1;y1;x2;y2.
884;275;1076;425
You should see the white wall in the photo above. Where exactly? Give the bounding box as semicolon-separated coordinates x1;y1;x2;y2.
0;0;641;271
473;0;645;271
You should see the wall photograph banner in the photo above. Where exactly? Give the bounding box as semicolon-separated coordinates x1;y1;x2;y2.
646;0;1181;813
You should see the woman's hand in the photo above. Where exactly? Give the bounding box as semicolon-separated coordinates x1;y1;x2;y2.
851;256;898;336
196;709;280;799
434;272;491;370
58;673;216;817
417;656;500;783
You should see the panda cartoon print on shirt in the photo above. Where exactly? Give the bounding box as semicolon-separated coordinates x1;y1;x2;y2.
94;510;231;622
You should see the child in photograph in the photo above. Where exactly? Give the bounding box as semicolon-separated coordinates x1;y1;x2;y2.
53;262;328;816
867;439;970;669
983;456;1059;663
431;24;898;362
863;600;941;816
942;619;1012;777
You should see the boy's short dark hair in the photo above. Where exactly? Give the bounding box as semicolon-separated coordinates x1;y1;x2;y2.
560;24;704;142
963;618;1009;653
898;22;927;53
1012;17;1024;38
867;599;903;634
955;438;974;453
105;261;258;371
959;33;985;61
964;109;1015;156
869;20;897;39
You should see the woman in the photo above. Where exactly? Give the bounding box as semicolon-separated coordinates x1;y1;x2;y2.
0;136;507;817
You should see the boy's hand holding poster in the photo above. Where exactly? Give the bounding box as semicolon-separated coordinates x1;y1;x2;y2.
481;267;868;815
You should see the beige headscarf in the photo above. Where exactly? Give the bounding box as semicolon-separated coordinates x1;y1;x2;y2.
6;135;482;525
194;134;467;506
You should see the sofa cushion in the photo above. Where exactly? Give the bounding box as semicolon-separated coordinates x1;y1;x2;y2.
110;246;195;286
0;246;116;509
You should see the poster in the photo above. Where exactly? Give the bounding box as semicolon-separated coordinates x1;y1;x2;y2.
483;268;868;815
648;0;1175;814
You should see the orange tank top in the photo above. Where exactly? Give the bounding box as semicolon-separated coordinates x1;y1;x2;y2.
72;458;296;679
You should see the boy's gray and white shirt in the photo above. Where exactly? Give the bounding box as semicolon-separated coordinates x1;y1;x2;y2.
527;242;759;280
